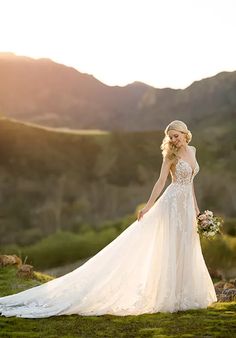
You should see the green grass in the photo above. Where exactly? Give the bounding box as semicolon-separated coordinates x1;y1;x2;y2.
0;228;121;270
0;267;235;337
0;266;53;297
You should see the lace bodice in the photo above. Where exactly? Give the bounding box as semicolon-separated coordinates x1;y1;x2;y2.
171;158;200;185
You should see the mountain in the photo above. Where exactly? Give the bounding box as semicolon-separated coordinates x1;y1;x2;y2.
0;53;150;130
0;52;235;131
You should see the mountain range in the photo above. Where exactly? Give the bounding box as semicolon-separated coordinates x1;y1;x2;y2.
0;52;235;131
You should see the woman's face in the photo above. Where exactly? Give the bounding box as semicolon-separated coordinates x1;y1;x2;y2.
167;129;186;148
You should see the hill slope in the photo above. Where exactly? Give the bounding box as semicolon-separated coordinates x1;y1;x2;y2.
0;52;235;131
0;117;235;247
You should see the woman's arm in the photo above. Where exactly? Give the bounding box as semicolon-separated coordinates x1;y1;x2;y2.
146;157;172;208
191;145;200;216
137;157;172;220
192;182;200;216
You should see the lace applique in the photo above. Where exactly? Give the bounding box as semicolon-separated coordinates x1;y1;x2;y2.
160;158;200;232
172;158;199;185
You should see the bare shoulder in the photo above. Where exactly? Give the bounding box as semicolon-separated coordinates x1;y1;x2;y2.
162;156;175;166
190;145;197;153
162;156;176;172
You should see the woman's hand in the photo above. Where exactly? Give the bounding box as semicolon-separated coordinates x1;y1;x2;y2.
195;208;201;217
137;205;151;221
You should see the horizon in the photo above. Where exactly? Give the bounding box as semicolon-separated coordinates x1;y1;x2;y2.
0;0;236;89
1;51;235;91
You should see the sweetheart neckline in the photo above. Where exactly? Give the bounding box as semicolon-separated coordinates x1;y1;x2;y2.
177;158;197;175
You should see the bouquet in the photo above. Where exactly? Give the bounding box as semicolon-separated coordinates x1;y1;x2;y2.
196;210;224;238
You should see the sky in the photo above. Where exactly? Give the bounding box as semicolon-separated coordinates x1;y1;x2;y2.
0;0;235;89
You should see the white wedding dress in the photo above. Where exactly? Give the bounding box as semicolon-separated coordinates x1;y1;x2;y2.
0;156;217;318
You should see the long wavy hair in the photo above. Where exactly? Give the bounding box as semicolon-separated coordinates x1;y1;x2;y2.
160;120;192;161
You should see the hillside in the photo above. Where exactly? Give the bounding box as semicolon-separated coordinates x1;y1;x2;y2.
0;53;150;131
0;117;163;245
0;117;235;249
0;52;235;131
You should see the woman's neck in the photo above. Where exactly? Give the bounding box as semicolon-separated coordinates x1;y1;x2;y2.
177;143;188;155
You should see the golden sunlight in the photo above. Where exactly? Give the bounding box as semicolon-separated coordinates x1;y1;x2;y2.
0;0;236;88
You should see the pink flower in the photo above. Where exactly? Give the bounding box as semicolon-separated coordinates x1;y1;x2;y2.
198;214;207;221
201;220;209;228
205;210;213;218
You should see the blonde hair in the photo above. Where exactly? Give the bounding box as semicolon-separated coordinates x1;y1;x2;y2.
160;120;192;161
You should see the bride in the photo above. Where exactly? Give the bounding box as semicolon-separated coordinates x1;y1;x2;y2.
0;120;217;318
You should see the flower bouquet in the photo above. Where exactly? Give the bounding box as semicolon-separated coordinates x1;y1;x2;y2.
196;210;224;238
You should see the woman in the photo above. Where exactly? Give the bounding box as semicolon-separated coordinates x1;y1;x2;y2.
0;120;217;318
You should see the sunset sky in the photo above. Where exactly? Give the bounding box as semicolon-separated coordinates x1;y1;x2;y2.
0;0;235;89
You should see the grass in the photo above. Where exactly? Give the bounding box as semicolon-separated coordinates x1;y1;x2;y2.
0;266;53;297
0;267;236;337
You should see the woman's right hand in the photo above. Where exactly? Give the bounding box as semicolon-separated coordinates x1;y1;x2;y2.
137;205;151;221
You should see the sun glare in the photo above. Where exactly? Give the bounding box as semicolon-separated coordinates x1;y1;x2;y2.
0;0;236;88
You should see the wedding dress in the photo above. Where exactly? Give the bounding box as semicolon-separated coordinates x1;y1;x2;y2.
0;156;217;318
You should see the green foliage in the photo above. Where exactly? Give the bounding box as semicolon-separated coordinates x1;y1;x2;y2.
223;218;236;236
0;228;119;270
201;234;236;273
0;119;164;246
